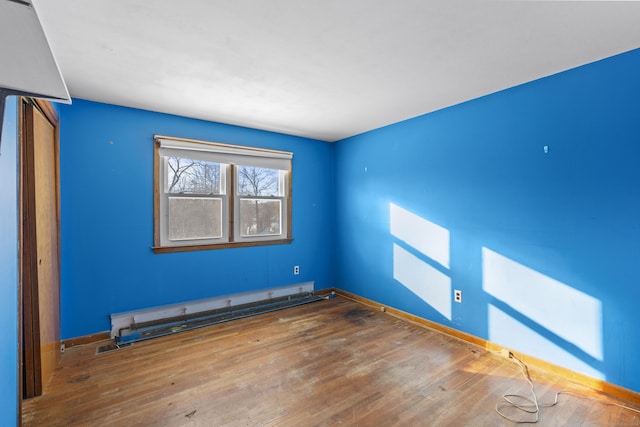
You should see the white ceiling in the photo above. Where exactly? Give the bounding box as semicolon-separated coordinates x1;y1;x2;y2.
32;1;640;142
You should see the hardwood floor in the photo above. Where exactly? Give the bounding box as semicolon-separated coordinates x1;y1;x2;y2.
22;296;640;426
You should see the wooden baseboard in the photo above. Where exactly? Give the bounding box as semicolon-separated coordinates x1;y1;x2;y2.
331;287;640;405
62;331;111;349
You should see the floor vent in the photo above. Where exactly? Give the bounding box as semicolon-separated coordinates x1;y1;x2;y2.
95;342;132;355
115;292;322;345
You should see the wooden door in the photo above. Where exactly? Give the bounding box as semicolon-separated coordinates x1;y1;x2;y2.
21;98;61;398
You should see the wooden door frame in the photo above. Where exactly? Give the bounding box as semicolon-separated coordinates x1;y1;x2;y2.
18;97;61;406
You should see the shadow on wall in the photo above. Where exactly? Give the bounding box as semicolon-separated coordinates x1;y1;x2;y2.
389;202;604;380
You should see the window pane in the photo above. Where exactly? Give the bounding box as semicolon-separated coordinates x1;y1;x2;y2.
168;197;222;240
239;199;281;236
237;166;281;196
166;157;221;194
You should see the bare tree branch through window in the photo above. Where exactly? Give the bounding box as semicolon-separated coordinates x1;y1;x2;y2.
167;157;220;194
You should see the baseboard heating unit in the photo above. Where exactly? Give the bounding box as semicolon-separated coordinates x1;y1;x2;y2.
111;282;321;345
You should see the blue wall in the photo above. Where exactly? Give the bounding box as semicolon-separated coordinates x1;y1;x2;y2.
0;96;19;426
58;100;335;339
335;49;640;393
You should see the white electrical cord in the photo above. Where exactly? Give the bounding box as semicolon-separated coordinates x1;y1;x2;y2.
496;354;640;424
318;291;336;300
495;356;542;423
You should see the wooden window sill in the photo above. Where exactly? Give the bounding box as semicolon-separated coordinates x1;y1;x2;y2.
152;238;293;254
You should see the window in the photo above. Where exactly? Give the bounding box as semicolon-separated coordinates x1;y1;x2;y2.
154;136;292;253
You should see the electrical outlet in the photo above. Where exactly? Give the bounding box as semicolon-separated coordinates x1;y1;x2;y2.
454;289;462;303
294;265;299;275
500;348;513;358
60;343;66;354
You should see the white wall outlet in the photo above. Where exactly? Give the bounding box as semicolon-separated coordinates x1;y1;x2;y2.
294;265;299;275
454;289;462;303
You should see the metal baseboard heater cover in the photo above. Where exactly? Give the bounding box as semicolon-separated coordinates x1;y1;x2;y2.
111;282;320;344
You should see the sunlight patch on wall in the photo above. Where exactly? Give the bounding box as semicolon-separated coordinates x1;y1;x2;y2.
390;203;449;269
393;244;451;320
488;304;604;379
483;248;602;361
389;202;452;320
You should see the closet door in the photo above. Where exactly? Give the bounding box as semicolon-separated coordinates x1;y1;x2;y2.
21;99;60;398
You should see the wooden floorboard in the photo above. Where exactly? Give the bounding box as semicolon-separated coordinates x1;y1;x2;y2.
22;296;640;426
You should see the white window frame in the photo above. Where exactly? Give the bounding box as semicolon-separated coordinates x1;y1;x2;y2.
234;167;288;243
160;157;229;247
153;135;293;253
